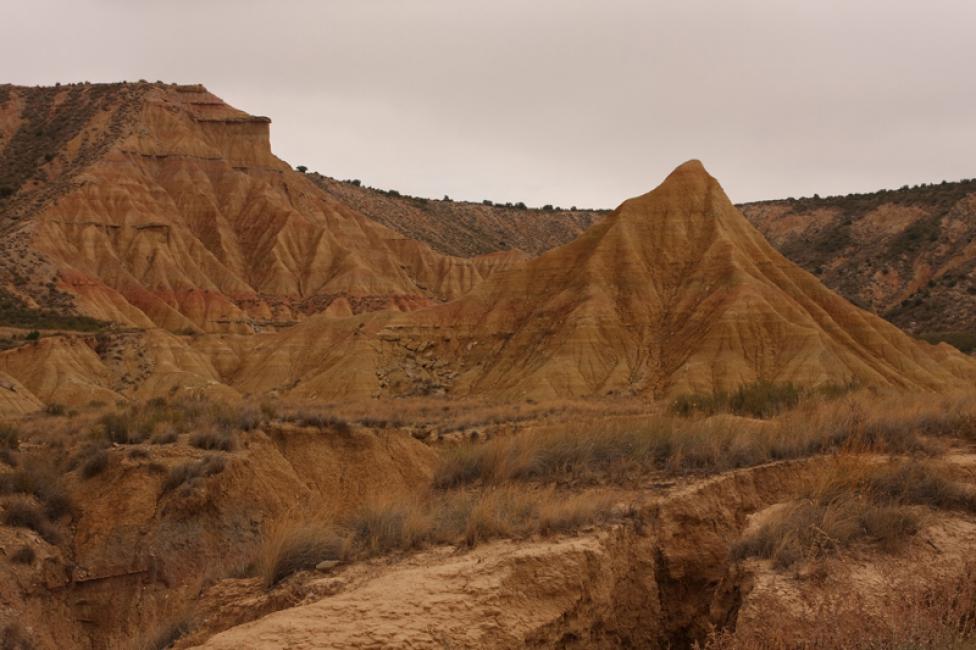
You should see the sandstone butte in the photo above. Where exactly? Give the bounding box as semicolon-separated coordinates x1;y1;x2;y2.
0;82;525;335
0;83;975;409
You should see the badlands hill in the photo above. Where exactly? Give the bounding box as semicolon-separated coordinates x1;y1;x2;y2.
234;161;976;401
323;172;976;349
1;83;974;407
739;179;976;341
0;82;522;334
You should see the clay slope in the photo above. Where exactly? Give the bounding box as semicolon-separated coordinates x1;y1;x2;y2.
317;168;976;347
310;173;605;257
0;83;523;333
253;161;976;401
740;179;976;341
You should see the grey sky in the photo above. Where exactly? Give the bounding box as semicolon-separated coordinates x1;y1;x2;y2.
3;0;974;207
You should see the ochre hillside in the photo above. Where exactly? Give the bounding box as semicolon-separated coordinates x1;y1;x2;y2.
236;161;976;401
2;85;974;407
0;83;522;333
740;180;976;342
310;173;604;257
319;168;976;349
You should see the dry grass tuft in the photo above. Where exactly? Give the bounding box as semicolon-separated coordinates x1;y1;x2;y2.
10;545;35;565
262;523;347;586
0;459;73;522
79;449;109;479
139;616;191;650
188;430;236;452
703;563;976;649
433;392;976;489
162;456;227;493
258;488;618;588
282;410;353;435
731;459;972;568
2;498;58;544
0;424;20;450
0;621;34;650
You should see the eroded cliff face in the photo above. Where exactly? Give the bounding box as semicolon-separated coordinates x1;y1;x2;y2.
242;161;976;401
2;161;976;409
0;83;522;333
169;451;976;650
0;422;437;649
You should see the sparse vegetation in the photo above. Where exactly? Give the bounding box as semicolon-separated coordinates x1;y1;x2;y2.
10;545;35;564
0;621;34;650
188;430;236;452
0;424;20;450
162;456;227;493
2;498;58;543
0;459;73;524
0;287;105;331
669;380;851;418
259;488;617;588
79;449;109;479
283;410;352;435
141;617;190;650
263;524;346;586
43;403;66;417
432;391;976;489
98;397;264;445
731;459;975;569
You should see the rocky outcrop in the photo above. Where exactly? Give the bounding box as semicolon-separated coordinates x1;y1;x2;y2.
0;424;437;648
0;83;523;333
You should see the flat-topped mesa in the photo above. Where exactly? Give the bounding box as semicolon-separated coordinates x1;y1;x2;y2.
0;82;524;334
134;84;279;169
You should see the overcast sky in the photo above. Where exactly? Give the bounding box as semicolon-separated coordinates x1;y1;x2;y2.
3;0;974;207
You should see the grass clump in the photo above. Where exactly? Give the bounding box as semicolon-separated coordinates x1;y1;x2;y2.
259;488;617;588
0;424;20;450
188;430;236;452
0;621;34;650
10;545;35;564
262;524;346;586
669;380;850;418
139;616;191;650
43;403;67;417
284;411;353;435
2;498;58;543
0;459;73;522
96;397;267;446
433;393;968;489
79;449;109;479
150;430;178;445
731;460;973;569
162;456;226;493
